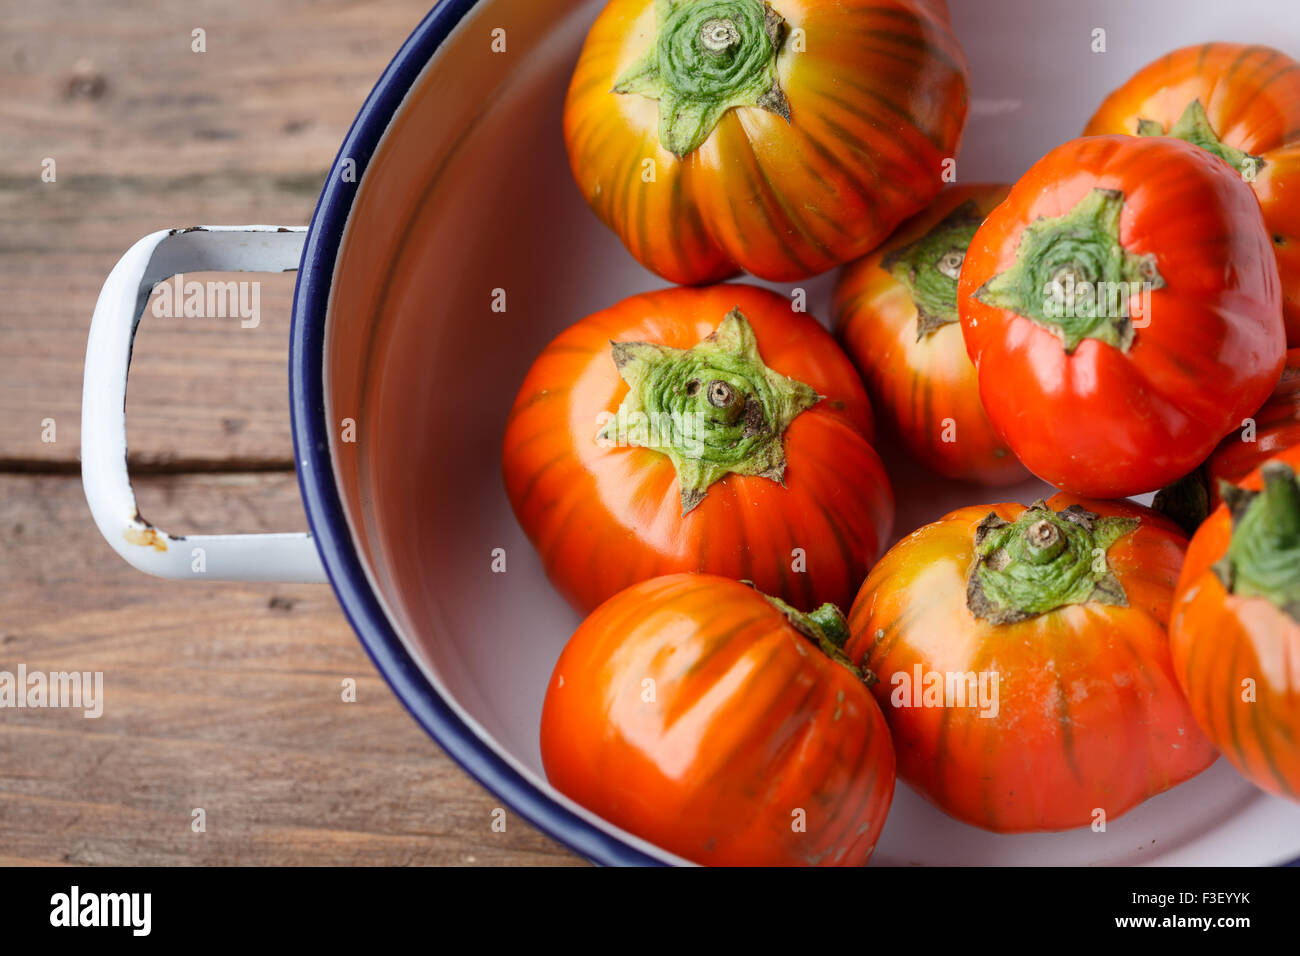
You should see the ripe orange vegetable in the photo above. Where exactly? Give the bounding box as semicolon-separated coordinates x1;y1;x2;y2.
563;0;970;284
503;284;893;614
1207;348;1300;502
845;494;1216;832
1085;43;1300;345
541;573;896;865
1152;348;1300;534
1170;446;1300;803
959;135;1285;498
834;184;1026;485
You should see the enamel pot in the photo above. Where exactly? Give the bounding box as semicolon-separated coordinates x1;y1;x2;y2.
82;0;1300;865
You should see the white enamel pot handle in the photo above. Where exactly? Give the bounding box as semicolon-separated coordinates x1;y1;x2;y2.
81;225;327;583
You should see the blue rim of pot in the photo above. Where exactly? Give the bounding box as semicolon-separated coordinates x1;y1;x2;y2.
286;0;1300;869
287;0;663;867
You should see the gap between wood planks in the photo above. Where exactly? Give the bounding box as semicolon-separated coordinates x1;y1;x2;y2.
0;0;582;867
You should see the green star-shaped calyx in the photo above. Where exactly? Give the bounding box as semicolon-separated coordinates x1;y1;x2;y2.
966;500;1140;625
598;307;820;515
975;187;1165;354
613;0;790;158
1137;99;1265;179
881;199;984;340
756;587;875;685
1213;463;1300;621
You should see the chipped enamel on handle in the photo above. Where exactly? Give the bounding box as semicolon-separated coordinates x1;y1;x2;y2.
81;225;327;583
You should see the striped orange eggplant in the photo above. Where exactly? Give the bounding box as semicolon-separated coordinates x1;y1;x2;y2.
541;573;896;866
502;284;893;614
958;135;1285;499
563;0;970;284
1152;348;1300;534
834;184;1028;485
1207;348;1300;504
1171;445;1300;803
1085;43;1300;345
846;494;1216;832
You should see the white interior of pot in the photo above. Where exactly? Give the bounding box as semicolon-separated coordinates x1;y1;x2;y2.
325;0;1300;864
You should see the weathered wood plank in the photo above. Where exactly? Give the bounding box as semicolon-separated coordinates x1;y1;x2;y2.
0;473;582;865
0;0;431;466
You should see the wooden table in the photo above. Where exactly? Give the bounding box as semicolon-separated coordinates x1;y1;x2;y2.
0;0;579;866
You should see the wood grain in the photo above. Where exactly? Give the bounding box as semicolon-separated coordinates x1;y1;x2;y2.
0;0;432;467
0;474;581;866
0;0;585;866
